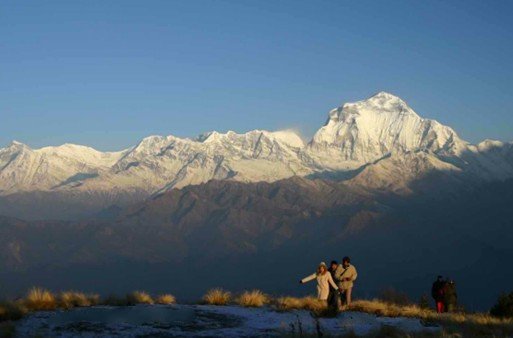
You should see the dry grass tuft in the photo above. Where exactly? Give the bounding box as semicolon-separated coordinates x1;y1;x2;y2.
126;291;154;305
155;294;176;305
88;294;101;306
203;288;232;306
301;296;328;313
0;301;27;321
24;287;57;311
275;296;327;313
275;296;304;310
59;291;100;309
350;299;428;318
235;290;269;307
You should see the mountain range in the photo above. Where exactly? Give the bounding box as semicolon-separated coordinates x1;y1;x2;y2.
1;92;512;310
1;92;512;219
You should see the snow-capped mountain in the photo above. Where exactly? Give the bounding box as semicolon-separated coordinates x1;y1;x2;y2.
0;141;126;193
0;130;311;194
1;92;512;218
308;92;468;166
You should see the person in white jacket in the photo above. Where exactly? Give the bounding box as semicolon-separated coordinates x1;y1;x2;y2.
300;262;340;304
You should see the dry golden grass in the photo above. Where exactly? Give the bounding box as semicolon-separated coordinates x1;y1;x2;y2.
301;296;328;313
272;297;513;336
203;288;232;306
24;287;57;311
275;296;327;313
126;291;154;305
88;293;101;306
0;301;27;321
59;291;100;309
155;294;176;305
349;299;513;337
350;299;428;318
235;290;269;307
274;296;304;310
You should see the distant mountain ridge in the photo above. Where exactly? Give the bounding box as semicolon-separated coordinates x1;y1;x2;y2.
1;92;512;219
2;175;512;310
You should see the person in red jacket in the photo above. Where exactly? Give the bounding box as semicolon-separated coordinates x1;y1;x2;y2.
431;275;446;313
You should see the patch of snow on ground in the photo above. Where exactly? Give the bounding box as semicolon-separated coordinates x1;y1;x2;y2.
14;305;440;337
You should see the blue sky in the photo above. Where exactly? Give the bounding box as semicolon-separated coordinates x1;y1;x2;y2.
2;0;513;151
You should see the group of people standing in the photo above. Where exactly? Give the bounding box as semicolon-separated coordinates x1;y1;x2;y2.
431;275;458;313
298;261;460;314
300;256;357;311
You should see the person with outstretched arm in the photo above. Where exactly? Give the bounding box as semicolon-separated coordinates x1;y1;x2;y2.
300;262;341;306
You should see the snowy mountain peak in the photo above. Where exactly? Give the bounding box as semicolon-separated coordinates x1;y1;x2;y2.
195;129;304;148
197;130;228;143
326;92;415;127
130;135;178;154
310;92;466;163
6;140;29;150
370;91;403;101
265;130;304;148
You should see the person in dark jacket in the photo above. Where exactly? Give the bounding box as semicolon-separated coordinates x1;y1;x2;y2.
328;260;341;310
431;275;446;313
443;279;458;312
